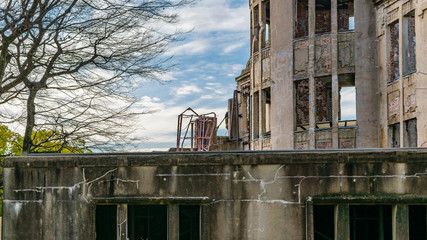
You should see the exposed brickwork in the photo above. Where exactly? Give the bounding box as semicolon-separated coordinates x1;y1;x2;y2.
295;0;308;38
296;79;309;126
389;22;399;81
316;9;331;34
316;78;332;123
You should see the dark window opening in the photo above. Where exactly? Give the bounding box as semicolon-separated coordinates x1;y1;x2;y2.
96;205;117;240
262;1;271;47
403;12;416;75
314;205;334;240
253;91;260;138
389;123;400;148
409;205;427;240
179;205;200;240
253;5;260;53
295;79;309;130
338;0;354;31
295;0;309;38
128;205;167;240
316;0;331;34
350;205;392;240
316;77;332;125
404;118;417;147
262;88;271;135
389;21;399;82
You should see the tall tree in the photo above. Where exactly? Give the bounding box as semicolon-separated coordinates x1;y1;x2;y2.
0;0;191;153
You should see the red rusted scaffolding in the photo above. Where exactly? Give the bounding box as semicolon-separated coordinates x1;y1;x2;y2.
176;108;217;152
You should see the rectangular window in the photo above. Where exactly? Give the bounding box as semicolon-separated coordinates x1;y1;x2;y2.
253;5;260;53
389;123;400;148
314;205;334;240
316;77;332;125
295;0;309;38
253;91;260;138
404;118;417;147
409;205;426;240
316;0;331;34
262;0;270;47
339;74;356;121
338;0;354;31
96;205;117;240
295;79;309;129
262;88;271;135
403;12;416;75
389;21;399;82
128;205;168;240
350;205;392;240
179;205;200;240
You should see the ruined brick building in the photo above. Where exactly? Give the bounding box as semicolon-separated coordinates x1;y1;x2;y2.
227;0;427;150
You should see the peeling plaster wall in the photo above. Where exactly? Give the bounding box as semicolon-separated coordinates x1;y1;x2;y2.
4;150;427;239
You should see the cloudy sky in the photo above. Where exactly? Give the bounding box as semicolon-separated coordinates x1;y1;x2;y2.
129;0;251;151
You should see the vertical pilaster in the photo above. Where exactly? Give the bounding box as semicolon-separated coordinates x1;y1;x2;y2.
392;204;409;240
201;205;210;240
335;204;350;240
398;6;404;147
308;0;316;149
117;204;127;240
331;0;339;149
168;204;179;240
306;199;314;240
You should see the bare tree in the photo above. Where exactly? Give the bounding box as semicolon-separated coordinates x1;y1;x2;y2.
0;0;191;153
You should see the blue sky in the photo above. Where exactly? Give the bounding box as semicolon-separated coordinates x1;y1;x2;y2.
129;0;251;151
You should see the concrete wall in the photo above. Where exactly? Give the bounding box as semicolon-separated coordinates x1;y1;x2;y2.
4;149;427;239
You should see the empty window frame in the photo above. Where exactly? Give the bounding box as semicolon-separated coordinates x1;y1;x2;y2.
316;0;331;34
253;91;260;138
128;205;168;240
262;87;271;135
338;0;354;31
389;21;399;82
295;0;309;38
409;205;427;240
179;205;200;240
262;0;271;48
350;205;392;240
339;74;356;121
314;205;334;240
295;79;309;129
96;205;117;240
316;77;332;125
253;5;260;53
389;123;400;148
403;12;416;75
404;118;417;147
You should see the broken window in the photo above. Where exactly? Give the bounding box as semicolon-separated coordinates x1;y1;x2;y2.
253;91;260;138
316;77;332;125
389;123;400;148
404;118;417;147
389;21;399;82
338;0;354;31
253;5;260;53
339;74;356;121
179;205;200;240
295;0;308;38
128;205;168;240
262;88;271;135
350;205;392;240
403;12;416;75
295;79;309;129
316;0;331;34
262;0;270;48
314;205;334;240
96;205;117;240
409;205;427;240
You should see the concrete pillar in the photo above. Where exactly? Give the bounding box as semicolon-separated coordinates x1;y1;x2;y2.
168;204;179;240
392;204;409;240
398;6;404;147
354;0;379;148
335;204;350;240
117;204;127;240
201;205;210;240
331;0;339;149
308;0;316;149
306;199;314;240
270;0;294;150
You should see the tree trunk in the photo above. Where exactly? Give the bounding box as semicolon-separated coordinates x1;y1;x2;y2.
22;89;38;155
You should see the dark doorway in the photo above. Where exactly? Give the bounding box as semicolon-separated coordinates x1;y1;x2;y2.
96;205;117;240
179;205;200;240
350;205;392;240
314;205;334;240
409;205;427;240
128;205;168;240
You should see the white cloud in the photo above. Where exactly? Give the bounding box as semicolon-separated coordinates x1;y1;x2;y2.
340;87;357;120
166;39;211;56
175;85;203;96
